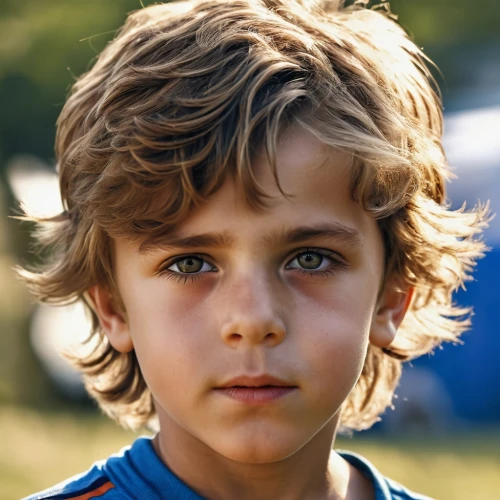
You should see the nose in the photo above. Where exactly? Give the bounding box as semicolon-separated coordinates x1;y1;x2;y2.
218;272;287;348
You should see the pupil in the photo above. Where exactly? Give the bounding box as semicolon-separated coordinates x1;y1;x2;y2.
299;253;322;269
178;257;202;273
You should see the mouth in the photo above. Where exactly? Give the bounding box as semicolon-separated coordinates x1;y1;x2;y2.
214;374;298;405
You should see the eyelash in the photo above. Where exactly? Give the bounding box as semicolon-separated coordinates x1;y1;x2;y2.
156;248;347;284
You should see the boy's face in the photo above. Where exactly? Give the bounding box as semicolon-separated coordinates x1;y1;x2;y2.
93;127;409;464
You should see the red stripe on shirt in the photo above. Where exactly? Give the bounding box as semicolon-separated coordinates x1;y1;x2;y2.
67;480;115;499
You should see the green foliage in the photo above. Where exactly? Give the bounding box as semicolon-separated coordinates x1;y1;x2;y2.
0;0;157;164
390;0;500;46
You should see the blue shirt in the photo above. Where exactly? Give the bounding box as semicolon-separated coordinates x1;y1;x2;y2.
25;436;433;499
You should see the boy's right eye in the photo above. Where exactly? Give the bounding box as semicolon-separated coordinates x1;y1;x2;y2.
167;256;215;274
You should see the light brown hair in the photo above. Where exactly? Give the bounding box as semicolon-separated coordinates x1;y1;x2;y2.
18;0;489;431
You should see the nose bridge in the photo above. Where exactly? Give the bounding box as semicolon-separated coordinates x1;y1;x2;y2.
218;266;286;347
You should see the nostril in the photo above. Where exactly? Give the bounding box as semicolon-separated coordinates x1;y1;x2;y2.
220;322;286;346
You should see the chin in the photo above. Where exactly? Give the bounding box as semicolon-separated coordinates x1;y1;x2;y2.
211;431;305;464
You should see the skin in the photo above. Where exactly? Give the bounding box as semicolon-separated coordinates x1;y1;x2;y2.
90;127;412;500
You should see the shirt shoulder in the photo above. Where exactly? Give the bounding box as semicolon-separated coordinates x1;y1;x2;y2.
338;450;435;500
22;461;122;500
384;476;435;500
22;436;204;500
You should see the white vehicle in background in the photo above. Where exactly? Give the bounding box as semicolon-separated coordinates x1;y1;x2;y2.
443;104;500;243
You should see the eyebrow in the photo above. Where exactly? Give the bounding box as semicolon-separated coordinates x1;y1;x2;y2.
263;222;363;248
138;222;363;255
139;231;233;255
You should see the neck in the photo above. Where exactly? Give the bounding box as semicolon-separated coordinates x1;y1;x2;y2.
153;416;373;500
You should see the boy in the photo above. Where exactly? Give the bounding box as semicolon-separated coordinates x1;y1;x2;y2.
21;0;489;498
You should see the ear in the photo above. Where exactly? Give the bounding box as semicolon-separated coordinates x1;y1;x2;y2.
370;284;414;348
87;285;134;353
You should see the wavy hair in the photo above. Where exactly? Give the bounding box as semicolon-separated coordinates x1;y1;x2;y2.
17;0;489;430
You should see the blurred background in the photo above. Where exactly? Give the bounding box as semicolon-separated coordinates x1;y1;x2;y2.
0;0;499;498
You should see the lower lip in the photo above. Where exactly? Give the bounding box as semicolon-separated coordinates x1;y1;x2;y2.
214;386;297;405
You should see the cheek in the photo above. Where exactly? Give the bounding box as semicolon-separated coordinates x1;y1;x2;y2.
124;283;213;391
126;276;211;340
292;269;377;337
295;306;370;373
290;283;374;392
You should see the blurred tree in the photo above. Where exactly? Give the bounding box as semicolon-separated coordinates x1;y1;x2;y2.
0;0;157;165
390;0;500;46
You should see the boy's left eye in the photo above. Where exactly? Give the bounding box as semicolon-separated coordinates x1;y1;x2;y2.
285;250;336;272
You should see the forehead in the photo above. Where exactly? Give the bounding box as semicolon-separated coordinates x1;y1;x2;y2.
251;126;352;197
198;127;354;215
136;128;379;255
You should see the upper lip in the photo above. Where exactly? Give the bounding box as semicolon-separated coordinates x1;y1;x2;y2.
216;374;296;388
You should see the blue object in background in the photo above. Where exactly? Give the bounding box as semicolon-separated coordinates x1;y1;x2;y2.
390;103;500;429
414;248;500;423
